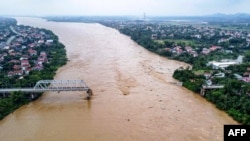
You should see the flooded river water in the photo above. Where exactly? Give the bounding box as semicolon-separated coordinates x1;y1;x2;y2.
0;17;237;141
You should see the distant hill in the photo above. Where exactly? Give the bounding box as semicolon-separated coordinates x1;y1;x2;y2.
45;13;250;24
148;13;250;24
201;13;250;23
207;13;250;18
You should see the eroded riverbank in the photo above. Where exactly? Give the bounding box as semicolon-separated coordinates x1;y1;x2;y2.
0;17;237;141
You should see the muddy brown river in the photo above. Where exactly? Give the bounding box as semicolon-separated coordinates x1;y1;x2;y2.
0;17;237;141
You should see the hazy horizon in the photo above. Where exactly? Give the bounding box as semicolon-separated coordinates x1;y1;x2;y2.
1;0;250;17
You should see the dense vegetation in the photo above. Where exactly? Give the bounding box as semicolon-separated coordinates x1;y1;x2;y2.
0;18;67;120
102;21;250;125
173;67;250;124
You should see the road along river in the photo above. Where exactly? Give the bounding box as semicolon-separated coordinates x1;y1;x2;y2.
0;17;237;141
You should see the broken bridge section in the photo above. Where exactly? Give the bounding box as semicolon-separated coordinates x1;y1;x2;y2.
200;84;224;96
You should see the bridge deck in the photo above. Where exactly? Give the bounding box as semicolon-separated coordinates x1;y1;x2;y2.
0;80;90;93
0;87;90;93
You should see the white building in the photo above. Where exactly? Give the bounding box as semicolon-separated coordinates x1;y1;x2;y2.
208;61;237;69
207;55;243;69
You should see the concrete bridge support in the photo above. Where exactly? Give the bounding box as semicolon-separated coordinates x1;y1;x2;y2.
200;88;205;96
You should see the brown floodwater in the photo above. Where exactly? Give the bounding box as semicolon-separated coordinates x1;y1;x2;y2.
0;17;238;141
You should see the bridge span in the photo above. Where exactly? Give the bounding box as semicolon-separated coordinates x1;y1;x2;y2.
0;80;93;99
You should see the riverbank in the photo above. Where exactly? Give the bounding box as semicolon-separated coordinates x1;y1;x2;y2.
0;17;238;141
0;18;67;120
98;20;250;124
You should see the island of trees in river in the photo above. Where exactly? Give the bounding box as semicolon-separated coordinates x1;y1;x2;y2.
0;17;67;120
46;15;250;125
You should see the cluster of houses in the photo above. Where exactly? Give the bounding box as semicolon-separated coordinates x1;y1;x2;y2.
117;22;250;46
231;67;250;83
7;51;48;77
0;19;54;78
112;21;250;59
163;46;198;57
161;25;249;46
163;45;224;57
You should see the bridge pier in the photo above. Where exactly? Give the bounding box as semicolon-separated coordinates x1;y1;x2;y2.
31;94;35;100
200;88;205;96
86;89;93;100
1;93;7;98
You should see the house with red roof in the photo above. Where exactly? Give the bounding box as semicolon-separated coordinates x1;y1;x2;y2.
21;59;30;70
28;48;37;56
13;65;21;70
210;46;222;51
185;46;193;53
202;48;210;55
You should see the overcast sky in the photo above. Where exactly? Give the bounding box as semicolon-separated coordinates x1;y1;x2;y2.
1;0;250;16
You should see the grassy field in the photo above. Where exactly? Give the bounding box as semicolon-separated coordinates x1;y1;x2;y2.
193;70;214;75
